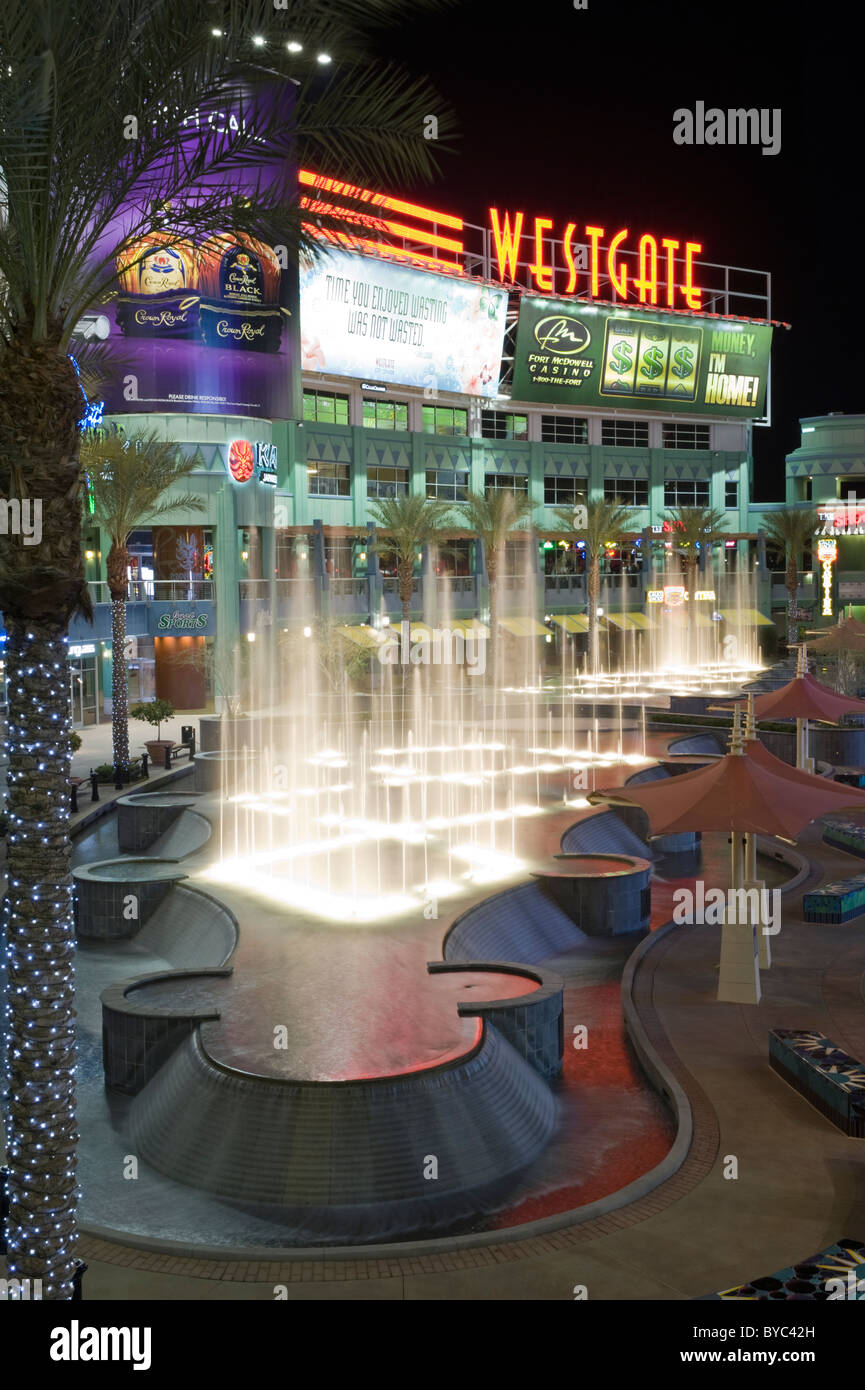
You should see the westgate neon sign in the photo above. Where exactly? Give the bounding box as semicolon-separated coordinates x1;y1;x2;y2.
489;210;702;309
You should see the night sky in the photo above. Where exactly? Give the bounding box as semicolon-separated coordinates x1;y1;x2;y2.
377;0;858;499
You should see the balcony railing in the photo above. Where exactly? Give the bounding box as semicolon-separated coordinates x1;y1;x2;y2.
87;578;214;604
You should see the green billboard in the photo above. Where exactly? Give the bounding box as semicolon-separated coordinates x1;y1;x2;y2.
511;298;773;417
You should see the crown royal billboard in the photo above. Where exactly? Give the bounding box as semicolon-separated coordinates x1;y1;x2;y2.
77;76;296;420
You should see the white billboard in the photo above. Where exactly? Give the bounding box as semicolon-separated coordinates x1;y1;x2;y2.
300;248;508;397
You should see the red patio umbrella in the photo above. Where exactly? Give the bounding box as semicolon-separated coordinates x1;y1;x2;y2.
588;709;865;1003
720;645;865;767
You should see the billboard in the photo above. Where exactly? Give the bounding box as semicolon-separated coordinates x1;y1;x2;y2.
76;78;296;420
299;248;508;396
511;298;773;417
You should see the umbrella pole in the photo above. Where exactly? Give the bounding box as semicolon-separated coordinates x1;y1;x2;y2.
717;829;761;1005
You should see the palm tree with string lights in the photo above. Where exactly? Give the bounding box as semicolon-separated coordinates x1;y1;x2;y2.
0;0;453;1300
81;430;204;783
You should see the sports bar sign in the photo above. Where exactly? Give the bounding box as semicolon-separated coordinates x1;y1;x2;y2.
511;298;772;417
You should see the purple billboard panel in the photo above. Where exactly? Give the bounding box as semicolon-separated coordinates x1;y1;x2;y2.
81;76;296;420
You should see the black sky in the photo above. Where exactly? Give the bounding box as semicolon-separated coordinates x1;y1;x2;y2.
376;0;859;499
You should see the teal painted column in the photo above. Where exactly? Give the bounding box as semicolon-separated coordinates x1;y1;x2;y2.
649;448;665;524
589;444;603;505
470;437;486;496
351;425;366;525
411;429;426;496
214;486;240;712
529;441;544;512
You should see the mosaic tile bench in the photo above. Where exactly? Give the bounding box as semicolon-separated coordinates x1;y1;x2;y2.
769;1029;865;1137
822;818;865;858
803;872;865;923
700;1238;865;1299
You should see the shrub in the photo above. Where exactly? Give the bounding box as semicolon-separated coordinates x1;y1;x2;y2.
70;731;82;752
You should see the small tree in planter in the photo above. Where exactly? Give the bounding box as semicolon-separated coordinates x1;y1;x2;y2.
129;699;175;765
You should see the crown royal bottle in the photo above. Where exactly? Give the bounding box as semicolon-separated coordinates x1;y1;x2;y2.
197;233;284;353
114;232;199;338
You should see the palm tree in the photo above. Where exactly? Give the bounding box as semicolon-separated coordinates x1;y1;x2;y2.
367;494;451;626
454;488;535;667
0;0;452;1300
663;505;727;651
81;430;203;780
761;507;821;646
554;497;638;672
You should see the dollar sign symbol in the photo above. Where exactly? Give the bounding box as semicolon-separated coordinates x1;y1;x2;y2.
640;346;665;380
671;346;694;378
609;341;633;375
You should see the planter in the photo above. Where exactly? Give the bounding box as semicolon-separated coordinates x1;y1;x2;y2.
146;739;174;765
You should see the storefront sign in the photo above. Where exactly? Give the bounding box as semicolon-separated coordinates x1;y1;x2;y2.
817;537;837;617
156;611;209;631
69;643;96;658
227;439;277;485
490;209;703;308
512;298;772;417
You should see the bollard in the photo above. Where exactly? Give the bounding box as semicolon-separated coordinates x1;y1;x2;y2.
70;781;78;813
89;769;99;802
141;751;149;779
164;744;172;771
72;1259;88;1301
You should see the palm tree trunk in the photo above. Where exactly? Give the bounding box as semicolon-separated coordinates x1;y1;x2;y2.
398;555;413;628
3;616;78;1300
786;554;799;647
107;543;130;779
588;554;600;672
110;598;129;777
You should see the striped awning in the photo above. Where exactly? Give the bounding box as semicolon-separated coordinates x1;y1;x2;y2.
719;608;775;627
604;612;656;631
549;613;589;634
336;624;383;649
499;617;550;637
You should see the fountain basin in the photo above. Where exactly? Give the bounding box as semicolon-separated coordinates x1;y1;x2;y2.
536;853;652;936
73;858;187;939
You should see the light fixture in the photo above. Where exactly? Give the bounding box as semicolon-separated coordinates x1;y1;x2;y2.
303;626;312;638
85;550;94;560
287;40;302;52
247;632;256;642
359;551;367;561
317;52;332;64
211;27;223;37
252;35;266;47
597;606;604;616
241;549;249;561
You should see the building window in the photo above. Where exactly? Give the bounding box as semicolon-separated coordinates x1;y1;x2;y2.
362;398;408;430
324;538;358;578
541;415;588;444
484;473;529;493
837;478;865;500
663;478;710;507
601;419;650;447
367;465;409;499
544;475;587;505
421;405;468;436
662;422;710;450
426;468;469;501
308;461;351;496
303;390;349;425
725;478;739;509
480;410;528;440
604;478;649;506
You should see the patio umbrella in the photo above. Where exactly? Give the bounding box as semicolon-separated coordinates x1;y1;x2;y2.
588;707;865;1003
720;645;865;767
809;616;865;652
